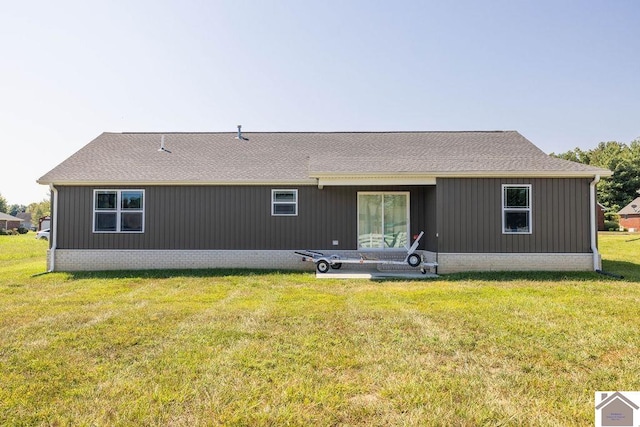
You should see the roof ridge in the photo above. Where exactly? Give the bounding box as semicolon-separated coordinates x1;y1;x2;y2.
114;130;516;135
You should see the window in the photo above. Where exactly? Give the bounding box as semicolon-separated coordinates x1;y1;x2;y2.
272;189;297;216
358;192;409;249
93;190;144;233
502;185;531;234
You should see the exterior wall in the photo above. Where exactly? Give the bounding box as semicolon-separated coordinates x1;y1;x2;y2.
436;178;592;253
54;185;437;252
620;215;640;231
50;179;597;273
597;205;606;231
437;253;594;274
2;220;22;229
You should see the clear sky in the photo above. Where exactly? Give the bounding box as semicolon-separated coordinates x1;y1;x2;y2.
1;0;639;206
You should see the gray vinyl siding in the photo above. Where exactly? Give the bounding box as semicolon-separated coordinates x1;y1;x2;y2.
55;185;437;251
436;178;592;253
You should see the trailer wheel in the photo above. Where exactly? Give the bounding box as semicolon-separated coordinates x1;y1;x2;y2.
407;253;421;267
317;260;330;273
330;263;342;270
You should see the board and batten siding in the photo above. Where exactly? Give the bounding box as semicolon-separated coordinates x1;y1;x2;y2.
54;185;437;251
436;178;592;253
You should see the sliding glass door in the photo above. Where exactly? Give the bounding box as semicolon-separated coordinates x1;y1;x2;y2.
358;192;409;249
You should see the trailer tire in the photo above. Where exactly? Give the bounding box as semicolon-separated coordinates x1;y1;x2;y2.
330;263;342;270
317;260;330;273
407;253;421;267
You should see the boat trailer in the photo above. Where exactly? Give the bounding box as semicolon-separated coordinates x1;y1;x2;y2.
294;231;437;274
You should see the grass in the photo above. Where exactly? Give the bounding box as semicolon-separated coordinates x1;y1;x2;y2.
0;233;639;425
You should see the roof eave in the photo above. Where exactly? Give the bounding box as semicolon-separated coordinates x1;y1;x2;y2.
38;169;613;187
310;170;613;179
37;179;318;186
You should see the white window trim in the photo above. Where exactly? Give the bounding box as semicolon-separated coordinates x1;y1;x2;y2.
271;189;298;216
501;184;532;235
357;191;410;250
93;189;145;233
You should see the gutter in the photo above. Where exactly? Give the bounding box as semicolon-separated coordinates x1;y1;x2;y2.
48;184;58;272
589;175;601;271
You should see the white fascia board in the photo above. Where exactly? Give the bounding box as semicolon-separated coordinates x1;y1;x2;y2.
317;176;437;187
37;180;317;186
311;169;612;181
437;169;613;178
434;170;613;178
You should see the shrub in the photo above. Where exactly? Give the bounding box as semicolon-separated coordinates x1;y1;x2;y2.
0;228;7;235
604;211;620;222
605;220;620;231
17;226;29;234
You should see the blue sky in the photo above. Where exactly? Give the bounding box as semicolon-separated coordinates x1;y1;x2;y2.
1;0;639;205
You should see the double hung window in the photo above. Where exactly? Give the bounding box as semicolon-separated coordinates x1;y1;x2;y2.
93;190;144;232
272;189;298;216
502;185;531;234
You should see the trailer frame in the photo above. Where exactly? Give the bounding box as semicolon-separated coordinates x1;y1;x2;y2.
294;231;438;274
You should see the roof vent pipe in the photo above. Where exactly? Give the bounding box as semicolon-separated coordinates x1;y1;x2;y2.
158;135;171;153
236;125;248;141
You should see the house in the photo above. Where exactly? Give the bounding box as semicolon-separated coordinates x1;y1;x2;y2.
37;130;612;273
16;212;33;230
618;194;640;232
0;212;24;231
597;203;606;231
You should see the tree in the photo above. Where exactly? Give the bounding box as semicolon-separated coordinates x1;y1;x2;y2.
9;204;27;216
0;193;8;214
551;138;640;211
27;199;51;224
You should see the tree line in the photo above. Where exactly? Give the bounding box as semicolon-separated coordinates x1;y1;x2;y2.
0;193;50;225
551;138;640;212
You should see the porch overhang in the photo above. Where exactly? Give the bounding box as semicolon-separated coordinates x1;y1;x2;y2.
312;169;612;188
314;175;437;188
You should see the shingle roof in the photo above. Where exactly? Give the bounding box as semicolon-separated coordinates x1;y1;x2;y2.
0;212;24;222
618;196;640;215
37;131;611;185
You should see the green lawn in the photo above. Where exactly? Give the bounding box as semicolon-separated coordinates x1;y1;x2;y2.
0;233;639;426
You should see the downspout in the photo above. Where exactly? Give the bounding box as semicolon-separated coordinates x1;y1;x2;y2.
590;175;601;271
48;184;58;272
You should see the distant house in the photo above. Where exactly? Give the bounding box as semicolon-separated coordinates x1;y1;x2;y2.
618;195;640;232
0;212;23;230
597;203;606;231
37;130;611;273
16;212;33;230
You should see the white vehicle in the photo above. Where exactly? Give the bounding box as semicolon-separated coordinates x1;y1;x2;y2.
36;228;50;240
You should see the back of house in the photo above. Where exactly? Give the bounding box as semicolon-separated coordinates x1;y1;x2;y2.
37;130;611;273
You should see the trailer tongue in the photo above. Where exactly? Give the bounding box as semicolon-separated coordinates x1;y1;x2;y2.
294;231;437;274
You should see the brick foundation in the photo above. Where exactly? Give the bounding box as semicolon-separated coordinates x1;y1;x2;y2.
47;250;595;273
436;252;595;274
